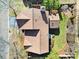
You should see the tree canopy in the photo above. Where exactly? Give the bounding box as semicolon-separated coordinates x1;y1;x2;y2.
41;0;61;10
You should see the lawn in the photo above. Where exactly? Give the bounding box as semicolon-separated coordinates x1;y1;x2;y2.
45;13;68;59
53;13;68;50
75;48;78;59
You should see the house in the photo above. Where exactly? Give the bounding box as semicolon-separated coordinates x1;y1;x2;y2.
16;8;49;54
16;3;60;54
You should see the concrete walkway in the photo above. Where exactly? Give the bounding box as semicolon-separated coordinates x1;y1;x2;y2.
76;0;79;59
0;1;9;59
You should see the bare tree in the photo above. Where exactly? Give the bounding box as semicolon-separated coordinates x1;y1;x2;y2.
0;0;27;59
9;0;26;16
9;28;28;59
9;0;17;16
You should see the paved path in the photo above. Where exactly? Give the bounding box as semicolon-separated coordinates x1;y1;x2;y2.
76;0;79;59
0;0;8;59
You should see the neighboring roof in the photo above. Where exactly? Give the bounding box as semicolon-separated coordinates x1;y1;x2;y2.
26;0;42;4
60;0;76;4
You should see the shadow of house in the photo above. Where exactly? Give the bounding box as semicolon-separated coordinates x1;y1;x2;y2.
49;28;60;35
49;38;52;52
23;0;42;8
23;0;28;7
28;52;51;59
17;19;29;28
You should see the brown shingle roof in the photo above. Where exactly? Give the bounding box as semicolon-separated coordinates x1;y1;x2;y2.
25;30;41;54
24;37;32;46
17;8;32;19
16;8;49;54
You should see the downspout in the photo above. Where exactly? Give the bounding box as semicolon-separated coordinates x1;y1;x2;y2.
32;8;34;29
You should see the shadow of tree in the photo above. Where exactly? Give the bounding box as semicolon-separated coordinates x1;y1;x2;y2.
23;0;27;7
23;0;42;8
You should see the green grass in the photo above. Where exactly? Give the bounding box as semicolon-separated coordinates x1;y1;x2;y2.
45;13;68;59
53;13;68;50
75;48;78;59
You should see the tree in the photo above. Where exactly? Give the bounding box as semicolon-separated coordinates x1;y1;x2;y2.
9;0;17;16
52;0;61;10
9;28;28;59
9;0;18;16
41;0;61;14
42;0;53;11
9;0;26;16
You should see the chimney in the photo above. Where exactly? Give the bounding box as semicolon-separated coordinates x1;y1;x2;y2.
40;6;46;12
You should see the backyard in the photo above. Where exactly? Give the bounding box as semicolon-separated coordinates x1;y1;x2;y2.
45;13;69;59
